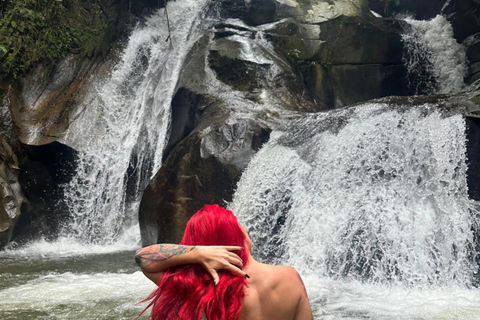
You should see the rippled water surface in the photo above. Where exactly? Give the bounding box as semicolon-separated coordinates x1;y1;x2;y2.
2;241;480;319
0;245;155;320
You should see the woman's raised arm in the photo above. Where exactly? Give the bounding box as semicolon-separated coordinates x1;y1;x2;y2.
135;244;248;284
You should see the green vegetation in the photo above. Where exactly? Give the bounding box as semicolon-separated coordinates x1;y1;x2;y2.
0;0;115;79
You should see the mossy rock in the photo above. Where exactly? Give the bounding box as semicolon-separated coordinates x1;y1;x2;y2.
0;0;129;80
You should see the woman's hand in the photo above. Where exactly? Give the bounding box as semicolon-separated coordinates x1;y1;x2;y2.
194;246;249;285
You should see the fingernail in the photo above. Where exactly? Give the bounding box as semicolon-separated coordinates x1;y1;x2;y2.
245;274;250;279
214;281;217;287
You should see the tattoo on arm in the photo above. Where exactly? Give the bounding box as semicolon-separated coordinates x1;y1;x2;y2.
135;244;196;268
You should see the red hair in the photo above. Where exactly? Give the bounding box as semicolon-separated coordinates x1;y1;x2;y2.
143;204;248;320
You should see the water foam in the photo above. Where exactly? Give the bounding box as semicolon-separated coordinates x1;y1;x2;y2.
231;102;479;317
231;103;477;287
402;15;467;94
59;0;211;245
1;237;139;257
0;271;155;319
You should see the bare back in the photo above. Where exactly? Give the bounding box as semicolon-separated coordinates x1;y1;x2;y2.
239;261;313;320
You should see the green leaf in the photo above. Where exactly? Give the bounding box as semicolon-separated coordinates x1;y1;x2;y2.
11;21;16;28
0;45;8;54
394;0;400;5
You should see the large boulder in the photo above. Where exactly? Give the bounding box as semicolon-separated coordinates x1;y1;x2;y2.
0;136;24;248
139;20;316;245
139;0;431;244
305;63;409;109
443;0;480;43
264;15;409;108
369;0;446;19
140;106;271;244
8;54;116;146
250;0;372;25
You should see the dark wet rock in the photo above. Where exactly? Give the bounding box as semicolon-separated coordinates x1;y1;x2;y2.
12;142;77;244
268;16;405;65
467;115;480;201
469;62;480;85
163;88;206;163
208;50;272;92
466;34;480;62
139;20;312;245
213;0;249;22
140;106;271;244
305;63;409;109
249;0;278;25
443;0;480;43
265;16;408;108
465;33;480;84
0;137;24;248
369;0;446;19
250;0;372;25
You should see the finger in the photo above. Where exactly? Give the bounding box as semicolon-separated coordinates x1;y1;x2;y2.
223;246;243;251
226;264;248;278
210;269;219;286
226;252;243;268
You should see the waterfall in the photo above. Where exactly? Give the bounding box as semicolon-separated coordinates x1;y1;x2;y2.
59;0;211;245
402;15;467;95
230;103;479;287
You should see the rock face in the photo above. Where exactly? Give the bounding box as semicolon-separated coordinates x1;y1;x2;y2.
139;16;315;244
2;0;476;247
465;33;480;84
0;137;24;247
266;15;409;108
140;113;271;244
250;0;372;25
369;0;446;19
13;142;77;243
139;0;415;244
0;0;126;247
443;0;480;43
8;55;117;146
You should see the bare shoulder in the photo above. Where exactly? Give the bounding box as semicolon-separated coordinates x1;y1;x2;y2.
261;264;305;291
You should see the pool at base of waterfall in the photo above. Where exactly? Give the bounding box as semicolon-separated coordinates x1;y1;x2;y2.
306;275;480;320
1;247;480;320
0;246;156;320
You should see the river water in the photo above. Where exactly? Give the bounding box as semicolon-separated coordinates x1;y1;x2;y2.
1;238;480;319
0;244;155;319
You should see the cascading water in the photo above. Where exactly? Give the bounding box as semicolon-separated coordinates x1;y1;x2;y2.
230;103;480;318
402;15;467;95
59;0;210;245
0;1;213;319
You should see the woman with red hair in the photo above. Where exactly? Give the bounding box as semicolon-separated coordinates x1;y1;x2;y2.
135;204;312;320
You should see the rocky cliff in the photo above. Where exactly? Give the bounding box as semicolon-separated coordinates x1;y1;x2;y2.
0;0;479;248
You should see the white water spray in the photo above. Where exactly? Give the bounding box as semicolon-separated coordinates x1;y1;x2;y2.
402;15;467;95
231;103;478;287
60;0;211;245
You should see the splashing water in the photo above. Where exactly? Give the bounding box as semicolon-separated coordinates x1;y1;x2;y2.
232;103;477;285
59;0;211;245
402;15;467;95
230;103;480;318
